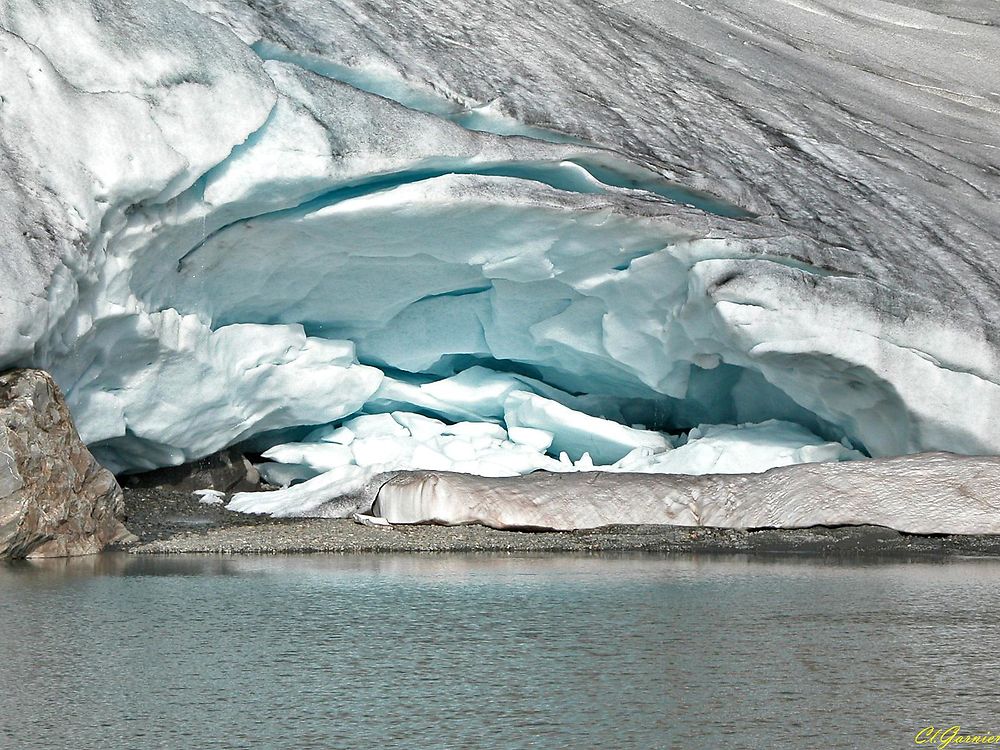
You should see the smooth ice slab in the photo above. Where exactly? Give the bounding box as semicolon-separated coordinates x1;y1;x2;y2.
371;454;1000;534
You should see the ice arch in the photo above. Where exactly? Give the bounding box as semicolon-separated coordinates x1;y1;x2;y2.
2;1;999;515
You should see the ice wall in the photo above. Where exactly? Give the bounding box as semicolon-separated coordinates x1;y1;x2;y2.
1;1;998;516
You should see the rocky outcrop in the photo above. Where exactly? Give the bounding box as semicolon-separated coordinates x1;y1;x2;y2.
0;369;133;558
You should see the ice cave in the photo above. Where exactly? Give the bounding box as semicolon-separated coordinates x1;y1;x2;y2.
2;0;1000;527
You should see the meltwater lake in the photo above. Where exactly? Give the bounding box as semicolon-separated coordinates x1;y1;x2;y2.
1;552;995;749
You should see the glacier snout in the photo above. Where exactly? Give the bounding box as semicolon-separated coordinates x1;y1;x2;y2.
1;0;999;519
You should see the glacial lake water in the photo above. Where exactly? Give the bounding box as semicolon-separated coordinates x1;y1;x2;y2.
1;553;996;749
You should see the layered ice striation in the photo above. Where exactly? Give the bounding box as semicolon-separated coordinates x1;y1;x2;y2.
1;1;999;519
370;454;1000;534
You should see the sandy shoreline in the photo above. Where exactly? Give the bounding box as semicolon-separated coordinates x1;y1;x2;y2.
116;487;1000;557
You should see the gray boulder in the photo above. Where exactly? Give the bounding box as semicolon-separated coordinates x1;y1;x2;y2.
0;369;134;558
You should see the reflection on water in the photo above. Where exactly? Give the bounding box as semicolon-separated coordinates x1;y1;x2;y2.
1;552;996;749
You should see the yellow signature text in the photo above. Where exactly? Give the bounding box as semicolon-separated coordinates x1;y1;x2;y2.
916;726;1000;748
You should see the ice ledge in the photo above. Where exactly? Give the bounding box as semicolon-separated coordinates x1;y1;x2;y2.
368;453;1000;535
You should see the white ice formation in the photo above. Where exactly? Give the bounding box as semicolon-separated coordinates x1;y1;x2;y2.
194;489;226;505
230;411;861;516
371;454;1000;534
2;1;999;524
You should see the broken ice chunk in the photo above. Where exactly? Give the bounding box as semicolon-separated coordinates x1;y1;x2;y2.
194;489;226;505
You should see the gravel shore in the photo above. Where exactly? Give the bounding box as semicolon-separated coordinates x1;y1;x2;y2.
119;487;1000;557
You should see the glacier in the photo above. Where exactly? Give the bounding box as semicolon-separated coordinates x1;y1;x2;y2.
1;0;999;526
